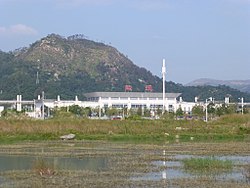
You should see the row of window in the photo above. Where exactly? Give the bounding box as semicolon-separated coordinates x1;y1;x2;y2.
100;97;164;100
88;97;175;101
102;104;175;110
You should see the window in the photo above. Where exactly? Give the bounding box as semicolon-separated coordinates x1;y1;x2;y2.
149;98;156;100
120;97;128;100
130;97;137;100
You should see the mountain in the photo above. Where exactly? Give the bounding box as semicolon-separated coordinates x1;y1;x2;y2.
186;78;250;93
1;34;163;100
0;34;250;102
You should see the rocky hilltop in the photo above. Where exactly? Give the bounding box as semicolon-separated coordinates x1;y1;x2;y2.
1;34;162;100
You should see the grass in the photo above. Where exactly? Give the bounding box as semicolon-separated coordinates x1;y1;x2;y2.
0;113;249;144
183;157;233;174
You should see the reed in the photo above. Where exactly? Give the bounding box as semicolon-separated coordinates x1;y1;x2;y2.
32;158;56;177
183;157;233;173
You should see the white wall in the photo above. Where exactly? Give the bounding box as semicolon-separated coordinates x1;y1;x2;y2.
0;106;4;117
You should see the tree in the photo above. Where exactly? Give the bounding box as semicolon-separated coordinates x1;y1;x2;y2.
106;108;119;117
176;107;184;117
215;106;224;117
192;105;204;118
225;104;236;114
137;106;142;116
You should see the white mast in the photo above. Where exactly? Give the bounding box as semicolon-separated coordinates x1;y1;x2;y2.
162;59;166;114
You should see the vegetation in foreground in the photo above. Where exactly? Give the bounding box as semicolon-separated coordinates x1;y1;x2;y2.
183;157;233;174
0;110;249;144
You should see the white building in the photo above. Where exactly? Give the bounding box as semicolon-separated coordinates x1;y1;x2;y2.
25;91;199;118
0;92;199;118
0;106;4;117
84;92;183;113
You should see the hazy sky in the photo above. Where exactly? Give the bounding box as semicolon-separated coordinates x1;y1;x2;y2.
0;0;249;84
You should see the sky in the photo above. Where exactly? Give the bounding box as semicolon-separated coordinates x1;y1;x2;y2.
0;0;249;84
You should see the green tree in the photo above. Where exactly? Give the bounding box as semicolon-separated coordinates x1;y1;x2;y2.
207;103;215;114
137;106;142;116
176;107;184;117
192;105;204;117
225;104;237;114
69;105;83;116
106;108;119;117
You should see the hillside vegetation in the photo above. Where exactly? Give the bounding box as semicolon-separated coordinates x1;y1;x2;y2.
0;34;249;102
187;78;250;93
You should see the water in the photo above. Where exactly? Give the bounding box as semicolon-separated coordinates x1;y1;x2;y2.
134;154;250;183
0;155;108;172
0;151;249;185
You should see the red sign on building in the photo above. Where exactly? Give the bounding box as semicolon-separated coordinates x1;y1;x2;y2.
125;85;132;92
145;85;153;92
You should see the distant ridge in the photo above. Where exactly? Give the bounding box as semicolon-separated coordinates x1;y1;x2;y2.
186;78;250;93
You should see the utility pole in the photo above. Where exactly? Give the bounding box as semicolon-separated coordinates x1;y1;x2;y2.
162;59;166;114
42;91;44;119
205;97;212;122
205;99;208;122
241;97;244;115
36;71;39;85
239;97;244;115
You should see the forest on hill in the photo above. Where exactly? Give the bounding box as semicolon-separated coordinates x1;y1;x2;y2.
0;34;250;102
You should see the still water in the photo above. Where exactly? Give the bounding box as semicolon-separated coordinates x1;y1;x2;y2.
0;155;107;172
134;154;250;183
0;153;249;185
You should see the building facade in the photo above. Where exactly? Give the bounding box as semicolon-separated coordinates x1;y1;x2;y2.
84;92;183;113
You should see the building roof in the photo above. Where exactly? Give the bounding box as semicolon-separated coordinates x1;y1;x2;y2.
84;92;182;99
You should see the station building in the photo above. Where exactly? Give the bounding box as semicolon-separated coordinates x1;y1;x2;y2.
84;92;183;113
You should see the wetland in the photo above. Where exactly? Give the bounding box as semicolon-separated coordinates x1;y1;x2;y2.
0;113;249;187
0;141;249;188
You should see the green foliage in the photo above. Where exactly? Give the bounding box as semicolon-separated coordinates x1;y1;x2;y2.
183;157;233;174
207;102;216;114
161;112;175;120
106;108;119;117
69;105;87;117
175;107;184;116
192;105;204;117
0;109;27;119
0;35;250;102
52;106;91;118
126;114;142;120
215;104;236;117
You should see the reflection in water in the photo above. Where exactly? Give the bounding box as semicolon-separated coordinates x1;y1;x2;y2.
0;155;108;172
138;152;250;183
162;150;166;180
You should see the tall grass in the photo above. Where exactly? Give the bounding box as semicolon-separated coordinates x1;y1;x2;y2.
183;157;233;174
32;159;56;177
0;113;249;143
